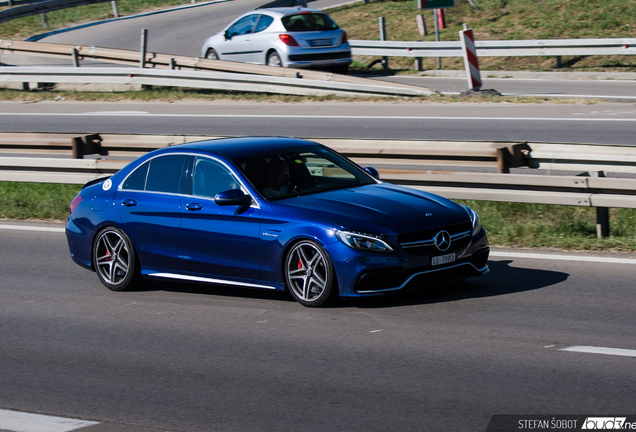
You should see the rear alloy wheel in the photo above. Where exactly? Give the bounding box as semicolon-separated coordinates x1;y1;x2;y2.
267;51;282;67
285;241;336;307
93;227;143;291
206;48;218;60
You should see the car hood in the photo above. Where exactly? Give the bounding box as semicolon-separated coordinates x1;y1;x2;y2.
269;183;469;235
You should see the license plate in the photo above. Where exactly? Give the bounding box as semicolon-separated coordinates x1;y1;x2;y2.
309;39;333;47
432;253;456;266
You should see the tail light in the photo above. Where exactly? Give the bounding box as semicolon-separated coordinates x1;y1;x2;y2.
341;31;348;44
69;195;82;214
279;34;299;47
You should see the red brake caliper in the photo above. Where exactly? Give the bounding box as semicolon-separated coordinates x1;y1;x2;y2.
297;258;303;269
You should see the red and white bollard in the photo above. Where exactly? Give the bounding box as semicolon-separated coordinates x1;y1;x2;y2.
459;23;482;90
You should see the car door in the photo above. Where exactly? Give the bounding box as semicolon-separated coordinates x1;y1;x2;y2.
115;154;189;271
249;14;275;64
219;14;259;63
180;156;261;281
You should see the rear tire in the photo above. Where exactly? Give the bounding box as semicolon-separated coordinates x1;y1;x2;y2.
284;240;336;307
267;51;282;67
93;227;144;291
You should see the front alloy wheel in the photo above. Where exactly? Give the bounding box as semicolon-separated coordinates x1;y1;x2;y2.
93;227;143;291
285;241;336;307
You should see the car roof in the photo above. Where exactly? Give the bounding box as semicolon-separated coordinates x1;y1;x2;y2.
253;7;325;17
167;136;317;159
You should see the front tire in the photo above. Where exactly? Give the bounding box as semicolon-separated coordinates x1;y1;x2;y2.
267;51;282;67
205;48;218;60
284;240;336;307
93;227;144;291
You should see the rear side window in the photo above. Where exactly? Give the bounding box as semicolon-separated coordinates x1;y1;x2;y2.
123;155;188;194
282;13;339;32
255;15;274;33
122;160;149;190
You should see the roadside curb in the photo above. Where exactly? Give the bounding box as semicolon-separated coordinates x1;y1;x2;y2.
420;70;636;81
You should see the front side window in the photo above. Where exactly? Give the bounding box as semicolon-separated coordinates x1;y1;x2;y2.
282;13;339;32
227;14;259;37
232;145;375;201
192;157;240;199
122;155;188;194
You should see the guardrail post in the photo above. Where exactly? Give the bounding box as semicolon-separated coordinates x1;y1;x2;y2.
592;171;610;238
111;1;119;18
416;14;427;36
41;13;48;28
72;137;85;159
433;10;441;69
496;147;510;173
72;48;80;67
72;135;106;159
140;28;148;68
379;17;388;72
555;56;562;68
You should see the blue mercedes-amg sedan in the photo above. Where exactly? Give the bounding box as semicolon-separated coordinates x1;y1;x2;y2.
66;137;489;307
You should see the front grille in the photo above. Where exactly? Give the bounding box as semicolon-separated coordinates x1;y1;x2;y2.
398;222;472;256
288;51;351;61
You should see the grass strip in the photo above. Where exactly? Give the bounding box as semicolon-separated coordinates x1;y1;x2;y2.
0;87;604;104
1;181;635;251
330;0;636;73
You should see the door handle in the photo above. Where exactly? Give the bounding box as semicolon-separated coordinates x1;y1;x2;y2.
185;203;203;211
121;199;137;207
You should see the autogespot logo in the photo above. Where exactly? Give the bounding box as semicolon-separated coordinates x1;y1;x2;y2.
434;230;451;252
582;418;630;429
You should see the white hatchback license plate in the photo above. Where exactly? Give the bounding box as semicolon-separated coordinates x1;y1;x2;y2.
309;39;333;47
432;253;456;266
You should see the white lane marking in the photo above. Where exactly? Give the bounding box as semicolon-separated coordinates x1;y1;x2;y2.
560;346;636;358
0;113;636;122
0;409;98;432
0;224;65;233
489;251;636;265
84;111;149;114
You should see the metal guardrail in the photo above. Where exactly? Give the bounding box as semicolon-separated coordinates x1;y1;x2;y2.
0;66;434;97
1;133;636;210
349;38;636;58
0;40;434;95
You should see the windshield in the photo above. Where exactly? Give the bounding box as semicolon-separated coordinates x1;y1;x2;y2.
282;13;339;32
232;145;375;201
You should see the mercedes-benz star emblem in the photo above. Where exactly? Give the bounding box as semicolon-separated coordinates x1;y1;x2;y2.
434;230;452;252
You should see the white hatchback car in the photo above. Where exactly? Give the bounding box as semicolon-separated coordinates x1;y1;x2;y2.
200;7;352;74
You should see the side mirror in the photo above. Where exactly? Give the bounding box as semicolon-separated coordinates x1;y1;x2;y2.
364;167;380;179
215;189;251;206
224;30;231;40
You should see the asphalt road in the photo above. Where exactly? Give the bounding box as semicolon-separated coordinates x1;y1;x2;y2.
1;224;635;432
2;0;636;100
1;101;636;145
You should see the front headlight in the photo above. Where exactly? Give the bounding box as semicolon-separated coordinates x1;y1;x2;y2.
460;204;482;236
335;231;393;252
